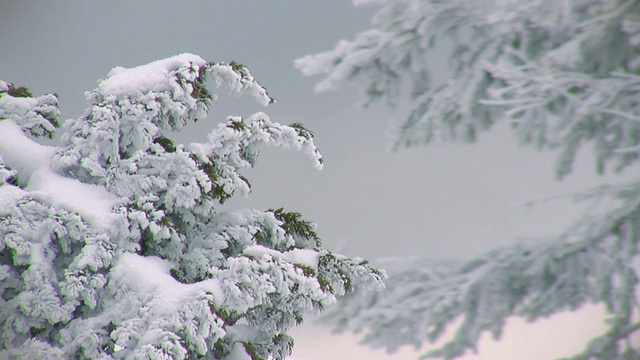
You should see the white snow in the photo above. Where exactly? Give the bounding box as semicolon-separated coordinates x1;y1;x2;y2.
0;185;26;217
0;119;120;227
225;324;262;342
0;120;54;180
243;245;319;269
99;53;206;97
110;253;222;310
26;169;119;226
283;248;320;269
243;244;282;259
221;343;252;360
29;243;52;272
0;92;39;117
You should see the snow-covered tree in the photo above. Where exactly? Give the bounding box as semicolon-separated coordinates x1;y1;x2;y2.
0;54;384;360
297;0;640;359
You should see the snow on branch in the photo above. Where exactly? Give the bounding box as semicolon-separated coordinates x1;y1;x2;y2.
298;0;640;178
0;81;59;139
321;180;640;359
0;54;384;360
298;1;640;359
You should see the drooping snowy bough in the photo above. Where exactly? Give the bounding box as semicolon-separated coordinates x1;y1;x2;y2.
0;54;384;360
298;1;640;359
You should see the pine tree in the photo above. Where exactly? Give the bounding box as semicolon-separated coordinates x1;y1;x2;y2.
297;0;640;359
0;54;384;360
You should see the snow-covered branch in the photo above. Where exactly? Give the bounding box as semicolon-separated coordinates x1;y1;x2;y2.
298;1;640;358
323;180;640;359
0;54;384;360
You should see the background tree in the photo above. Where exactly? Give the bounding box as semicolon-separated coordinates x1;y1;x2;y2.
297;0;640;359
0;54;384;360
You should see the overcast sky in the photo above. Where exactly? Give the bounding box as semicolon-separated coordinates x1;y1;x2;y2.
0;1;632;359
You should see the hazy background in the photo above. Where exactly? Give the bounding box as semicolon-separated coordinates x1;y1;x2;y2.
0;1;629;358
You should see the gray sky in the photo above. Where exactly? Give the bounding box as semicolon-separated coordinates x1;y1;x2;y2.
0;1;630;358
0;0;613;260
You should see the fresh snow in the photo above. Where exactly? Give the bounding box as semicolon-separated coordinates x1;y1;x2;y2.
0;119;120;227
0;92;41;119
0;120;54;179
243;245;320;269
284;248;321;269
221;343;252;360
99;53;206;97
0;185;26;217
111;253;222;310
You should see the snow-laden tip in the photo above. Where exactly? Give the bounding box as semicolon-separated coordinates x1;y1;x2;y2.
99;53;206;97
243;245;320;269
